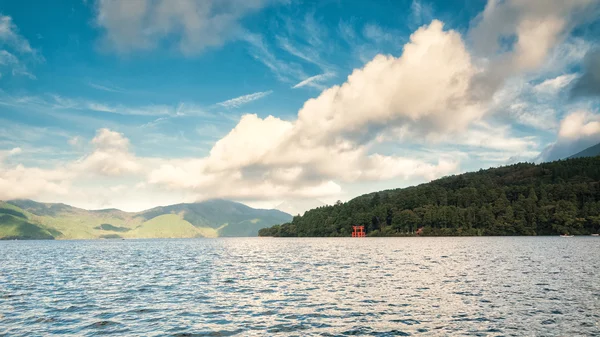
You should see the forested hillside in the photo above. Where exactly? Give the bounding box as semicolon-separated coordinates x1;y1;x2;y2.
259;157;600;237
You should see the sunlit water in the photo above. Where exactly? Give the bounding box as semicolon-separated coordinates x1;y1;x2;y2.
1;237;599;336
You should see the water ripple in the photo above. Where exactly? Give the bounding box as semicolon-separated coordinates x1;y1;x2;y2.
1;237;599;336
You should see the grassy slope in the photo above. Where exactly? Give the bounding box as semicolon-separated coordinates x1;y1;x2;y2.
32;211;141;239
126;214;217;238
0;214;55;240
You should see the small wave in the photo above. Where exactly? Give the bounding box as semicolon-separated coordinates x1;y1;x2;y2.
86;320;122;329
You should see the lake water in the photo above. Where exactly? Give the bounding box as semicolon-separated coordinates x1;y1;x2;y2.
1;237;599;336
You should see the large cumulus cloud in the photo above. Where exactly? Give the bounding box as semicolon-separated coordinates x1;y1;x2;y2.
538;111;600;161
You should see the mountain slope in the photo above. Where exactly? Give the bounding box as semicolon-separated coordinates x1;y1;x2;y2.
0;199;292;240
259;156;600;237
139;199;291;236
569;142;600;159
0;213;56;240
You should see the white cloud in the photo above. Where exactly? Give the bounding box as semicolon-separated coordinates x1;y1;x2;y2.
243;32;308;83
148;20;476;199
295;20;481;138
362;23;396;45
443;122;538;153
469;0;597;99
533;74;577;94
0;14;35;53
0;15;41;79
276;36;323;68
0;129;142;201
0;164;71;200
558;111;600;139
3;93;201;117
5;1;598;209
0;19;516;206
539;110;600;161
0;50;18;65
338;20;357;45
261;13;338;85
292;73;335;89
95;0;275;55
87;81;125;93
68;136;82;147
74;128;141;176
410;0;434;27
216;90;273;109
0;146;71;201
0;147;22;163
8;147;22;156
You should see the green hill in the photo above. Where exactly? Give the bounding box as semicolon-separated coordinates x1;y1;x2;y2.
0;199;291;240
138;199;291;236
259;156;600;237
0;213;56;240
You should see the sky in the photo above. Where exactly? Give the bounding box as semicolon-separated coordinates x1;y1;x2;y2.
1;0;600;213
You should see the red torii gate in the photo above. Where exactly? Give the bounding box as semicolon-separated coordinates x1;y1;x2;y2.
352;225;365;237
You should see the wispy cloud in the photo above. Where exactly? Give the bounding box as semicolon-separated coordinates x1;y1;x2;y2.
0;14;43;80
0;15;35;54
362;24;397;45
276;36;321;67
50;95;177;116
87;81;126;93
0;91;214;119
140;116;171;129
533;74;577;94
243;33;306;83
217;90;273;109
338;20;357;45
410;0;434;27
0;50;36;79
94;0;276;55
292;73;335;89
337;20;404;65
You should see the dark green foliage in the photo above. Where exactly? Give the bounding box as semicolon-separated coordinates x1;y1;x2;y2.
259;156;600;237
0;214;55;240
0;207;27;219
94;223;130;232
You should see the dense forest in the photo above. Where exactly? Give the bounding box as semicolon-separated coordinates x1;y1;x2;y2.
259;156;600;237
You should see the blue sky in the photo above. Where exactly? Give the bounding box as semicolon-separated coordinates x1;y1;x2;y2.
1;0;599;212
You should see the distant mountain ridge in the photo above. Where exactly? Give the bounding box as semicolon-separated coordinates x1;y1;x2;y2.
569;142;600;159
0;199;291;240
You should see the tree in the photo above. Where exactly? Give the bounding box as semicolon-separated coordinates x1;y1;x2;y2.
259;156;600;237
393;210;420;233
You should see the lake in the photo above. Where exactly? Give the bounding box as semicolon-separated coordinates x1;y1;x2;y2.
1;237;599;336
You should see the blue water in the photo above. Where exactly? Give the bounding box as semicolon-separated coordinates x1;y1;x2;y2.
1;237;599;336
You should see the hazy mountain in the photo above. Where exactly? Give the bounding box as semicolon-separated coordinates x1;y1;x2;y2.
275;198;326;216
0;199;291;240
569;142;600;159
